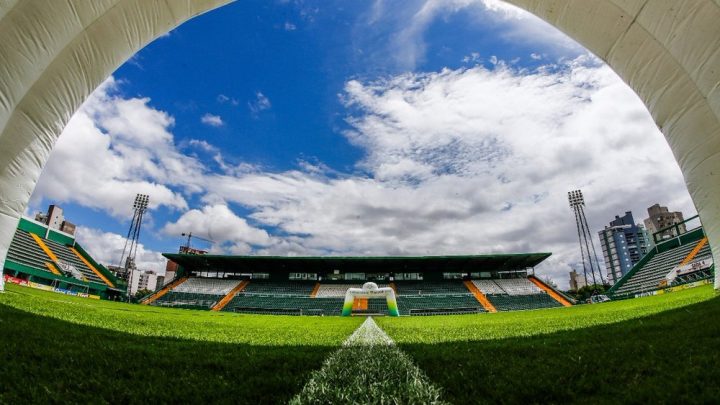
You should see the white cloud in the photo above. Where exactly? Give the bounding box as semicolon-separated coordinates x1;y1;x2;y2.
462;52;481;64
161;204;272;254
31;77;192;218
217;94;240;106
366;0;582;70
75;226;166;273
201;113;224;127
248;92;272;117
196;56;694;288
37;59;695;289
284;21;297;31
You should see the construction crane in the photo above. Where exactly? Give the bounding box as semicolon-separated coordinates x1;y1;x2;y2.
181;232;214;251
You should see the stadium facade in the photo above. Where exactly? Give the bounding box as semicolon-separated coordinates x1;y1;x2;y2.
142;252;574;316
2;217;123;299
608;215;714;298
141;214;716;313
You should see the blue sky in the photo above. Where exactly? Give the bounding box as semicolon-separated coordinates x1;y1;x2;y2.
29;0;695;287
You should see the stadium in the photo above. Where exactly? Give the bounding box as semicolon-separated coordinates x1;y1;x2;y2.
2;1;720;403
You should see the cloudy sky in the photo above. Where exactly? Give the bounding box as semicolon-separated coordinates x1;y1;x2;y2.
28;0;695;288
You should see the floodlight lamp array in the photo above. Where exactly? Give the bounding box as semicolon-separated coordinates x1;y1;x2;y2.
568;189;584;207
133;194;150;211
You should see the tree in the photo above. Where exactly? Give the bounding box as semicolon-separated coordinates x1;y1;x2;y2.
133;288;153;301
573;284;608;302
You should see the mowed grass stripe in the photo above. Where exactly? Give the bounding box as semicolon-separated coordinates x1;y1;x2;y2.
376;285;716;343
0;283;362;345
0;284;364;403
376;286;720;403
291;318;447;405
0;303;337;403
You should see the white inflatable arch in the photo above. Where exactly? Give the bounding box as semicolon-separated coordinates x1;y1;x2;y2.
341;282;399;316
1;1;719;290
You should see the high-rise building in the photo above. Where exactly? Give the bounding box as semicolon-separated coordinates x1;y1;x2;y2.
129;270;159;295
643;204;685;243
568;269;587;291
34;204;76;235
598;211;650;284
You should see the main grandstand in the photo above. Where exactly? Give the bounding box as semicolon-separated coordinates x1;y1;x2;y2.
144;253;573;315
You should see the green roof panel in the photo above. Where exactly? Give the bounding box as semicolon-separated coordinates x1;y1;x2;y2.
162;252;551;273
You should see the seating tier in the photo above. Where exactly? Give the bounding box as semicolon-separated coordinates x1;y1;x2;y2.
613;241;712;296
6;230;55;272
173;278;241;295
486;293;562;311
243;280;316;295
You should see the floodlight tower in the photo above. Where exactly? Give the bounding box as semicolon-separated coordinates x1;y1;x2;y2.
118;194;150;300
568;190;604;289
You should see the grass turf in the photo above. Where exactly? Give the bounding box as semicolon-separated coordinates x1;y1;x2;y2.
2;283;717;403
377;286;720;403
1;284;362;345
0;284;362;404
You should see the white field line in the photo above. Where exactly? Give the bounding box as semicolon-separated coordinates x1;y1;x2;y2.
342;317;395;346
290;317;447;404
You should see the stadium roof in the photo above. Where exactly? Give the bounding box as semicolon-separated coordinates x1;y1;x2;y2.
163;252;552;273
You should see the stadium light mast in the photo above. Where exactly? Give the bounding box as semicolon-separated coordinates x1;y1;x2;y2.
117;194;150;301
568;190;604;290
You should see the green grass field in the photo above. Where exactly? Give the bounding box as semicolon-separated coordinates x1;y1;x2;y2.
377;286;720;403
1;283;718;403
0;284;362;403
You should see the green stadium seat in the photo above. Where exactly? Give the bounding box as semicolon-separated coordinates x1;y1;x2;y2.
612;240;713;297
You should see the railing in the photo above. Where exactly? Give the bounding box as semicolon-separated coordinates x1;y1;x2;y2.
408;307;484;316
652;215;702;246
231;307;306;316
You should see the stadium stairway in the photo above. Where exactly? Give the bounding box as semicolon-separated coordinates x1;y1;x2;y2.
142;276;189;305
28;232;63;276
211;280;249;311
41;237;106;284
45;263;62;276
310;282;321;298
463;280;497;312
679;237;708;266
528;276;573;307
69;247;114;287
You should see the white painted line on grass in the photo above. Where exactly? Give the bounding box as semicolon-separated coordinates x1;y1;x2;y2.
290;317;447;404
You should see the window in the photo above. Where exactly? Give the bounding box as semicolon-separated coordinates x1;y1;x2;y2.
289;273;317;281
395;273;423;281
